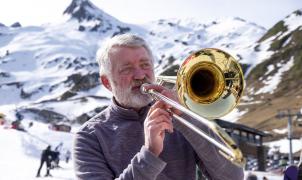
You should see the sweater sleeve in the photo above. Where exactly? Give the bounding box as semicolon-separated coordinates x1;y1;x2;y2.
73;128;166;180
118;146;167;180
173;115;244;180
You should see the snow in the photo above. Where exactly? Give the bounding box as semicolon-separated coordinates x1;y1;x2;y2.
0;121;75;180
265;138;302;154
0;12;268;121
0;2;301;179
0;120;285;180
37;98;110;118
221;108;248;122
244;38;275;75
256;56;295;94
143;16;266;71
273;128;288;135
265;64;275;76
284;9;302;32
282;36;292;47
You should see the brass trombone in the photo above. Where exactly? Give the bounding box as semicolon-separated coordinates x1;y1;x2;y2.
141;48;245;167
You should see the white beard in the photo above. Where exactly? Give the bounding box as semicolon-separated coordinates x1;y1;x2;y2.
111;79;154;109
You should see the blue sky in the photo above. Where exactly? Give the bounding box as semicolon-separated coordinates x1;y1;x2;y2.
0;0;301;28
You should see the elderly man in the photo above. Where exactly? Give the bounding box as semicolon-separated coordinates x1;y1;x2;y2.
73;33;244;180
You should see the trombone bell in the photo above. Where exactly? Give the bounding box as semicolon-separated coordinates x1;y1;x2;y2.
159;48;244;119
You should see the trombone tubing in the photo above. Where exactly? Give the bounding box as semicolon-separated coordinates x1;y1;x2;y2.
145;88;235;159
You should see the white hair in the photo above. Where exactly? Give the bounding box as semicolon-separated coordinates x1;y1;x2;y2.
96;33;154;77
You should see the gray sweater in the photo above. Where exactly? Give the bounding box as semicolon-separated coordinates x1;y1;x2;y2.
73;100;244;180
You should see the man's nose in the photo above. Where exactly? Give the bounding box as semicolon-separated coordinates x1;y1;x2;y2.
133;68;145;80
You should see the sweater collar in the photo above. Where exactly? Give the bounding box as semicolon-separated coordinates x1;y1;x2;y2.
109;98;153;121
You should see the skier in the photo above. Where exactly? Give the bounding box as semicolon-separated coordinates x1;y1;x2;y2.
36;145;53;177
65;150;71;163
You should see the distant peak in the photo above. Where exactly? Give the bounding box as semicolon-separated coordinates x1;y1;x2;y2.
293;9;302;16
63;0;102;22
233;17;246;22
11;22;22;28
285;9;302;19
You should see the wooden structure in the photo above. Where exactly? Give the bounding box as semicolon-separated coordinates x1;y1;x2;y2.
49;122;71;132
214;119;269;171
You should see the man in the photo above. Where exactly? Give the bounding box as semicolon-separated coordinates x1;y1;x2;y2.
73;33;244;180
36;145;52;177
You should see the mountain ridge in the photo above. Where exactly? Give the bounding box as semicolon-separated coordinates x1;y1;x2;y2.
237;9;302;140
0;0;301;140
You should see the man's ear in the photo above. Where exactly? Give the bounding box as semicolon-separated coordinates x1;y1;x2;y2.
100;75;112;91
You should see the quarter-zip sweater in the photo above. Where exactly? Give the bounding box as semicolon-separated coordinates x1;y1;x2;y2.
73;99;244;180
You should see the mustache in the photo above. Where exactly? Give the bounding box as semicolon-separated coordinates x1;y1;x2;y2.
132;78;152;87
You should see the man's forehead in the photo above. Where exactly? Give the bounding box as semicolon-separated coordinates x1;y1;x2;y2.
109;46;151;60
110;45;145;53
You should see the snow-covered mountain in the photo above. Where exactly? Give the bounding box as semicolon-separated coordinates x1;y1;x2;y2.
1;1;302;179
237;9;302;139
142;17;266;74
0;0;267;124
0;0;301;136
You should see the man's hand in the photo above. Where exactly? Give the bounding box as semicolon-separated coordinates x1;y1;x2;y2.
144;100;173;156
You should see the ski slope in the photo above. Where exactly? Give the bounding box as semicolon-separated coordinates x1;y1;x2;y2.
0;119;284;180
0;120;75;180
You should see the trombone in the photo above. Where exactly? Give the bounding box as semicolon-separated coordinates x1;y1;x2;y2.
141;48;245;167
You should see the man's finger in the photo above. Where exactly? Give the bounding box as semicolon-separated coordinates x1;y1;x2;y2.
146;115;173;133
148;108;171;120
147;121;173;134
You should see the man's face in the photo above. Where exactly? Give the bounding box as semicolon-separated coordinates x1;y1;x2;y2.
107;46;155;109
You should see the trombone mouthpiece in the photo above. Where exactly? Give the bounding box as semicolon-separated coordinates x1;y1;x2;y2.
140;83;149;94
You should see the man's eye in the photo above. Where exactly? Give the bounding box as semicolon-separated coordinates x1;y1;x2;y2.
142;63;151;69
121;67;132;74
